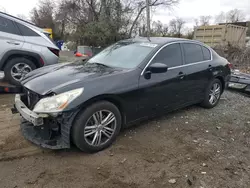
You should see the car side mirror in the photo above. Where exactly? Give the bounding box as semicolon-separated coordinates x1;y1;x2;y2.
147;62;168;74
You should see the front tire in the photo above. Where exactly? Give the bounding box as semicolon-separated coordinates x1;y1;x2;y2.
72;101;122;153
201;79;222;109
4;57;36;85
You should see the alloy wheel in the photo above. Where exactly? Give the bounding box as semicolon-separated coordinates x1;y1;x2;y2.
11;63;32;81
209;83;221;105
84;110;117;147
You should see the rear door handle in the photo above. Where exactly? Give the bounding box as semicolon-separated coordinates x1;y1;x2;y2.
7;41;20;45
208;65;213;71
178;72;185;79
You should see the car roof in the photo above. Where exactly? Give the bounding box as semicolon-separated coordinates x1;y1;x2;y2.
121;37;206;46
121;37;188;44
0;11;49;34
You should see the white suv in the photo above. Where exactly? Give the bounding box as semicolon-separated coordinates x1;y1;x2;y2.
0;12;59;85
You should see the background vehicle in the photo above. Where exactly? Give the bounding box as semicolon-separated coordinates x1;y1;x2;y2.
0;12;59;85
75;46;103;57
229;70;250;95
13;37;231;153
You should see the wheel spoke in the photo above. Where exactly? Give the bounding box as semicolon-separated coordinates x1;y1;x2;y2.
85;125;97;130
102;129;112;139
12;72;22;77
103;126;114;132
22;70;30;75
215;91;220;98
99;111;103;122
209;94;215;104
14;64;21;70
92;132;99;145
102;113;115;126
213;84;218;91
215;88;220;95
85;129;96;137
212;95;217;103
97;131;102;145
92;113;99;124
22;65;31;71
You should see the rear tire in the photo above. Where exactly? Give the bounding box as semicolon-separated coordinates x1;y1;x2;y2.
201;79;222;109
4;57;36;85
72;101;122;153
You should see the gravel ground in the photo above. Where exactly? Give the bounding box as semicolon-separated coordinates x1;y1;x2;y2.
0;91;250;188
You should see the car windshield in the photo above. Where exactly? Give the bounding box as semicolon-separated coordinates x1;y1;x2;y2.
87;42;158;69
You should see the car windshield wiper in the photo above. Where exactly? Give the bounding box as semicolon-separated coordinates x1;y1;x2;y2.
89;62;111;68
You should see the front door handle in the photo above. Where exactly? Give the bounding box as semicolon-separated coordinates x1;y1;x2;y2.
178;72;185;79
7;41;20;45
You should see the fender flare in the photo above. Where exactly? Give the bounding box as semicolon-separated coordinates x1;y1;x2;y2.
0;50;44;70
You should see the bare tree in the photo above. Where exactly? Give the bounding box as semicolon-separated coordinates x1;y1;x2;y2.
29;0;178;46
30;0;55;28
169;18;185;38
199;15;211;26
128;0;178;37
16;14;28;21
194;18;199;27
152;20;168;36
215;11;226;23
215;9;245;23
226;9;245;23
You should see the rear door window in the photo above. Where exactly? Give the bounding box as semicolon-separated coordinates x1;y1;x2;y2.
182;43;204;64
0;16;21;35
151;43;183;68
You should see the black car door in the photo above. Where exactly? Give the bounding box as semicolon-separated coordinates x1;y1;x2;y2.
180;43;214;103
137;43;186;118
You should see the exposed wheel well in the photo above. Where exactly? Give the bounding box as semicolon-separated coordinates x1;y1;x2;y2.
76;95;126;127
215;76;225;92
1;55;39;70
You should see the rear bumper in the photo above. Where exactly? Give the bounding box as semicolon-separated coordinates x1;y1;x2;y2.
14;94;77;150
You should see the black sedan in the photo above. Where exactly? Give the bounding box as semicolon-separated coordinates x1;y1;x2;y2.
13;37;231;152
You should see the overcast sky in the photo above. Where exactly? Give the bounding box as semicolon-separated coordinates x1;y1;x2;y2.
0;0;249;27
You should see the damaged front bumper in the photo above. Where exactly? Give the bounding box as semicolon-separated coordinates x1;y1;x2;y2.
14;94;78;149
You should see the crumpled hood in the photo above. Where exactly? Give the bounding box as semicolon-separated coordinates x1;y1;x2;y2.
22;62;125;95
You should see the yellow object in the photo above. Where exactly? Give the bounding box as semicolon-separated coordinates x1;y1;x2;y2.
43;28;53;39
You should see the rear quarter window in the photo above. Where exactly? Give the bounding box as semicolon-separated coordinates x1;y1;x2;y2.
202;46;211;60
15;22;39;36
183;43;204;64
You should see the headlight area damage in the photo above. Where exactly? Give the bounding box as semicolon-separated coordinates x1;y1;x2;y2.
12;88;83;149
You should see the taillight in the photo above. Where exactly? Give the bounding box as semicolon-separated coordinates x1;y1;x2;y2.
39;57;45;66
48;47;60;57
228;62;233;69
